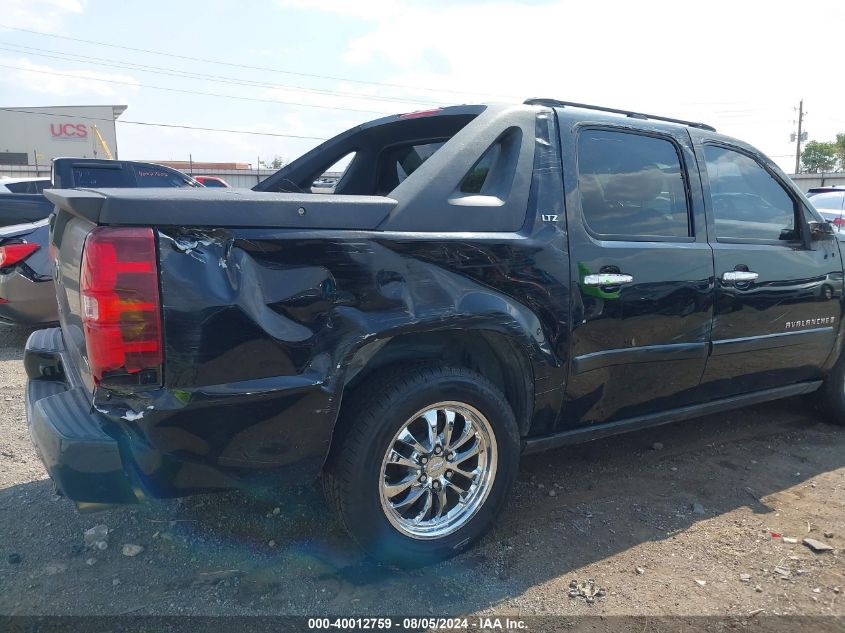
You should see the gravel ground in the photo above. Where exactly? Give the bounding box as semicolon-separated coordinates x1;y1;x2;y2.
0;323;844;619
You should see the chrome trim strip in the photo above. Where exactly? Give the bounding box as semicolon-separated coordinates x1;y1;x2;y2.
572;342;707;374
711;326;834;356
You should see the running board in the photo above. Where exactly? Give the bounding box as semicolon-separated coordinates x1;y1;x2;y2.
522;381;823;454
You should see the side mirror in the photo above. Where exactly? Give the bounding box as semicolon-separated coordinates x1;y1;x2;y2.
809;220;835;241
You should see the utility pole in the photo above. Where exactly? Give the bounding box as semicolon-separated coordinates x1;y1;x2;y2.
794;99;804;174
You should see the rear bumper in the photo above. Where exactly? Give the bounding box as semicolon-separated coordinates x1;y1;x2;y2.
25;328;138;506
0;270;58;325
25;327;336;507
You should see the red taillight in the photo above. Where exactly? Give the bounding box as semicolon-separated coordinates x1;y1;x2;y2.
0;242;39;267
398;108;443;119
80;227;162;385
832;218;845;227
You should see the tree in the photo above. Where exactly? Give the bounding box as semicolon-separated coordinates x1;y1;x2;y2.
800;141;838;173
835;133;845;169
259;155;286;169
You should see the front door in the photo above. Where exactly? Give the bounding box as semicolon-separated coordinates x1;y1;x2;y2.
558;116;714;428
695;140;843;398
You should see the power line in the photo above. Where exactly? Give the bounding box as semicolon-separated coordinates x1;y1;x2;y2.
0;23;517;101
0;107;329;140
0;41;448;108
0;63;396;115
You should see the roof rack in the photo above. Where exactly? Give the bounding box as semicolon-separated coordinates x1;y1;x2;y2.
524;98;717;132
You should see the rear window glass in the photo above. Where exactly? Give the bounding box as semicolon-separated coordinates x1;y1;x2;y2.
395;142;443;183
71;166;128;188
377;142;444;194
809;192;845;211
4;179;51;194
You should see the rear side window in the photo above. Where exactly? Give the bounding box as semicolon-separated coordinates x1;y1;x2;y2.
71;166;127;188
577;129;690;238
704;145;798;242
133;165;193;187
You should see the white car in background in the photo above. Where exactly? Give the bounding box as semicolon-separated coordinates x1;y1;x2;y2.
807;187;845;230
0;177;52;194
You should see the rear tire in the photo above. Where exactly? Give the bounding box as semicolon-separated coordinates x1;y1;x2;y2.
323;365;520;566
817;352;845;426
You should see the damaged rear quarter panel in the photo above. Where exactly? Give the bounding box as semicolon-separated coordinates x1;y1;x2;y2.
146;225;569;485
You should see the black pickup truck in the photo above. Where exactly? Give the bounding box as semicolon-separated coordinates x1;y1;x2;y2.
25;100;845;566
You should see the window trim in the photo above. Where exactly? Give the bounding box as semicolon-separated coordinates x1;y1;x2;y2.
574;125;695;244
702;141;805;247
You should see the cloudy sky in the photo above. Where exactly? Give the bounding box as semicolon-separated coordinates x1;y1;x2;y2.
1;0;843;173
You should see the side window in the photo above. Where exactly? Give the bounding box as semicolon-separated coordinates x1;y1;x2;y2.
577;129;690;238
133;165;193;188
704;145;798;242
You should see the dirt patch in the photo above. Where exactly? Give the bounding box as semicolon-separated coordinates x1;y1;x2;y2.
0;324;843;617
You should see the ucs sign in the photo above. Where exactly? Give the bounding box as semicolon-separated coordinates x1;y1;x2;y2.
50;123;88;141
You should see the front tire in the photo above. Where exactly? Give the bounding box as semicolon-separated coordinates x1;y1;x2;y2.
818;351;845;426
323;365;520;566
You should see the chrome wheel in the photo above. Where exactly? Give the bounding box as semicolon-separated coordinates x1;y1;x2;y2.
379;401;497;540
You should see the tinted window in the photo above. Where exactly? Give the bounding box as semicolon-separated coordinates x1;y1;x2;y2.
133;165;193;187
704;145;798;241
460;143;498;194
577;130;690;238
377;142;444;194
200;178;227;188
809;192;845;211
5;179;50;194
395;142;444;183
72;166;128;188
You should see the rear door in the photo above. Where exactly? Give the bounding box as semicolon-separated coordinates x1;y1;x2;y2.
558;113;714;427
694;138;843;397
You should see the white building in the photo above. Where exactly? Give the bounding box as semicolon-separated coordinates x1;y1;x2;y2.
0;105;126;168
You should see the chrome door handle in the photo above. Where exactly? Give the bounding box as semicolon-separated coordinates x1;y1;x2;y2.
722;270;759;283
583;273;634;286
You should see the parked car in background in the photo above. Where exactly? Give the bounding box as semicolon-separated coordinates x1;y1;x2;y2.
807;187;845;231
26;100;845;567
0;219;52;325
0;177;52;194
194;175;230;187
0;158;202;228
0;159;200;326
311;177;337;193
